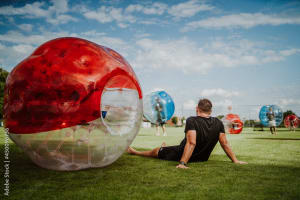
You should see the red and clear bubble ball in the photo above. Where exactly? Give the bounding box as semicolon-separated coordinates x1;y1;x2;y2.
4;37;143;171
223;114;243;134
284;114;299;128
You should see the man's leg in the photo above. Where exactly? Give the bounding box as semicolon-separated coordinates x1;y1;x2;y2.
127;147;160;158
156;124;160;136
292;123;296;132
273;126;277;135
162;124;167;136
127;143;166;158
270;127;273;134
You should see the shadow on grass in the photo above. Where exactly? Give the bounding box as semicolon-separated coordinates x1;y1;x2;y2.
136;134;151;136
249;138;300;141
252;129;300;132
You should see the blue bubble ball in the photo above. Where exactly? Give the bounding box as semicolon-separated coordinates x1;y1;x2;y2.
259;105;283;127
143;91;175;124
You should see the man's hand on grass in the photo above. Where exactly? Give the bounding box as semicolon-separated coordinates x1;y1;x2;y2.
176;164;189;169
234;160;248;164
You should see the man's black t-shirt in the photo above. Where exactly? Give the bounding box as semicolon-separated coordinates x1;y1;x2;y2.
179;116;225;162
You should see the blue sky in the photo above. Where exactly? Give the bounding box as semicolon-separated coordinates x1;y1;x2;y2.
0;0;300;119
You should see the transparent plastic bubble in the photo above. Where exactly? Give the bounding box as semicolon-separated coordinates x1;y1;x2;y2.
223;114;243;134
284;114;299;128
4;37;143;171
259;105;283;127
143;91;175;124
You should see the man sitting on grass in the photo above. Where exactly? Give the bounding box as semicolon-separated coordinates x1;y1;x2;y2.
127;98;247;169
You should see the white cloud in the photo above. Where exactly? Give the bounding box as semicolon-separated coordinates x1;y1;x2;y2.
261;48;300;63
150;88;165;93
0;2;48;17
201;88;239;98
0;30;131;70
143;3;167;15
83;9;111;23
168;0;214;18
280;49;300;56
277;99;300;116
0;31;68;45
80;30;106;37
12;44;35;54
139;18;164;25
17;24;33;32
0;0;76;25
132;38;212;73
49;0;68;14
134;33;151;38
125;3;167;15
213;99;233;107
0;29;127;53
278;99;300;106
125;4;143;13
81;1;213;27
183;13;300;31
1;30;298;74
46;14;77;25
131;37;299;73
83;7;113;23
183;100;196;110
70;31;131;57
117;23;129;28
4;30;111;51
83;6;136;27
0;43;36;71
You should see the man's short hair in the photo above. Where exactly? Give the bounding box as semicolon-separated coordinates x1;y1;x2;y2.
198;99;212;113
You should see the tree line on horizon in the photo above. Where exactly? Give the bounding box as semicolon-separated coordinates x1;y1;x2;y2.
0;67;9;120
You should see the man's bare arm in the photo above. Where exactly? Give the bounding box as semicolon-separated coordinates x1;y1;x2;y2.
176;130;196;169
219;133;247;164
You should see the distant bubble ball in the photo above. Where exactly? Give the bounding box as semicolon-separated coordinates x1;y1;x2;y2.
223;113;243;134
143;91;175;124
259;105;283;127
4;37;143;171
284;114;299;128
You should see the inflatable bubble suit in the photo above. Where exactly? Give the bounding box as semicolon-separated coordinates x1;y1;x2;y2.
4;37;143;171
143;91;175;124
223;114;243;134
284;114;299;128
259;105;283;127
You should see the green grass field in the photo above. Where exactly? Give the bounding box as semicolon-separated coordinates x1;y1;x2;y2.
1;127;300;200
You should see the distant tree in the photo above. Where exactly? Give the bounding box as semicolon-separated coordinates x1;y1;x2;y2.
171;116;178;125
280;110;296;127
244;120;255;127
283;110;296;119
253;121;264;131
216;115;224;120
181;116;186;124
0;67;9;119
